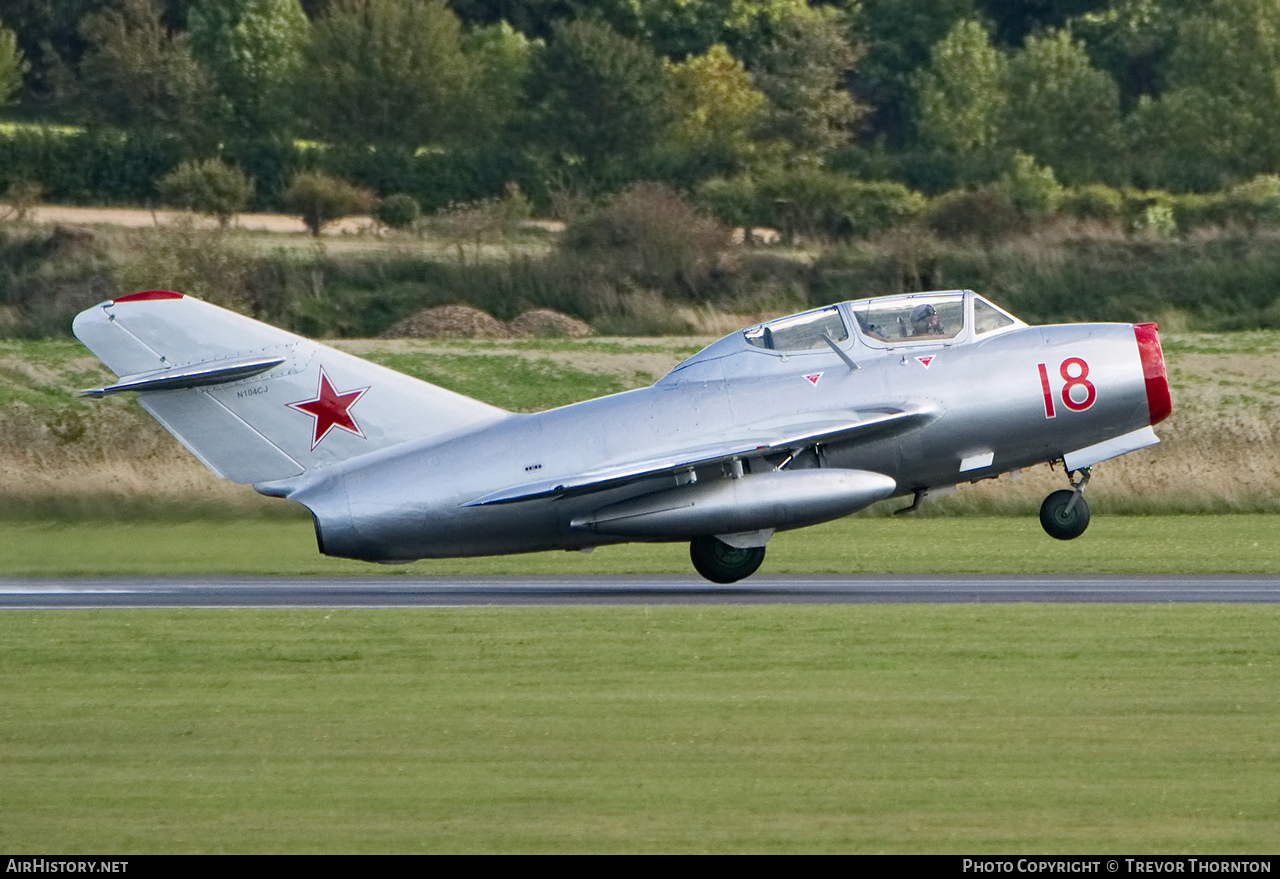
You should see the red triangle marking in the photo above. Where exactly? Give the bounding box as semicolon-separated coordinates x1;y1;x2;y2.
288;367;370;450
804;372;823;386
916;355;934;368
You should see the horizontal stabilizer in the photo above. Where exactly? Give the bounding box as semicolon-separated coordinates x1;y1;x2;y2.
77;355;286;397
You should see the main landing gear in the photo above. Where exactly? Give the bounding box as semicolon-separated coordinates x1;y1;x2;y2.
690;535;766;583
1040;466;1091;540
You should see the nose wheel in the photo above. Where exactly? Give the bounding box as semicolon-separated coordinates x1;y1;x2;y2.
690;536;766;583
1040;467;1091;540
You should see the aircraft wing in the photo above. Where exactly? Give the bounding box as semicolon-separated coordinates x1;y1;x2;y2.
463;406;933;506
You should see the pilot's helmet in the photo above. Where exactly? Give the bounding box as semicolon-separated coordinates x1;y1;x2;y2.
910;303;939;333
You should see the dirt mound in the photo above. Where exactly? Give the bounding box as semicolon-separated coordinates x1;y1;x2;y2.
381;304;511;339
508;309;592;338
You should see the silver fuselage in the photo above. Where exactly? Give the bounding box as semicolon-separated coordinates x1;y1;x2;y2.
282;316;1157;562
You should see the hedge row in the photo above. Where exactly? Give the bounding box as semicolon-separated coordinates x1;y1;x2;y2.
6;127;1280;246
0;128;529;212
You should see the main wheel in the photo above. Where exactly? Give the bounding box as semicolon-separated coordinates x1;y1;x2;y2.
689;536;766;583
1040;489;1090;540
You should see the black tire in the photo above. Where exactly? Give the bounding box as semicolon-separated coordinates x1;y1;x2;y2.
689;536;766;583
1040;489;1090;540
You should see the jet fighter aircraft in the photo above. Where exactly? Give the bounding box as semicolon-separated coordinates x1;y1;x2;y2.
73;289;1171;582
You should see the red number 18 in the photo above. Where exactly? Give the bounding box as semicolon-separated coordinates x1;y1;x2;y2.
1039;357;1096;418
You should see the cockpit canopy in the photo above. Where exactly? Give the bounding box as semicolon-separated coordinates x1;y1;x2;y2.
661;290;1026;382
742;290;1022;353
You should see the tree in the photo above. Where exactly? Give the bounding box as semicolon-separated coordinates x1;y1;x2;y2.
973;0;1108;47
854;0;979;144
1066;0;1185;111
524;16;673;180
461;21;536;143
283;171;373;236
299;0;474;149
0;0;107;107
74;0;216;145
0;17;28;104
748;4;862;161
1132;0;1280;187
187;0;309;138
451;0;816;60
665;43;770;176
1005;29;1122;185
912;19;1007;154
158;159;255;227
607;0;821;61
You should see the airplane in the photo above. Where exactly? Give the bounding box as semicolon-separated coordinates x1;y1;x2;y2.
72;288;1171;583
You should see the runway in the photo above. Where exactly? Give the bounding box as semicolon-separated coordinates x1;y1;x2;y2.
2;574;1279;607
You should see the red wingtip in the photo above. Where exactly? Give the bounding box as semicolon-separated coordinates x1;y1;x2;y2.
113;290;185;303
1134;322;1172;426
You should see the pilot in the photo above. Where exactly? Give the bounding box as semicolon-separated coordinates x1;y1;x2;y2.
910;303;943;336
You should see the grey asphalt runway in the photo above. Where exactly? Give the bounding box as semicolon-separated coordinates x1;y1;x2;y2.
1;574;1279;607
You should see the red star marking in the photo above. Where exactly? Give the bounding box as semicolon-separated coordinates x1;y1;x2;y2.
916;355;935;368
804;372;823;386
288;368;370;450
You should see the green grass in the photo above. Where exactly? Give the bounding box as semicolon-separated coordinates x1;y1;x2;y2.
3;515;1277;576
1;604;1277;853
361;352;639;411
1162;330;1280;356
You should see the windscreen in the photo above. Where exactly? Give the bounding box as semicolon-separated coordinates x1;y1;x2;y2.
973;297;1017;334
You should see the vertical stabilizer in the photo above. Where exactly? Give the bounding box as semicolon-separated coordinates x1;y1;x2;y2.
73;291;509;484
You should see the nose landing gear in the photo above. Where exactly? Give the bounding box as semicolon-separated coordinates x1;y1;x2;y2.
1040;466;1091;540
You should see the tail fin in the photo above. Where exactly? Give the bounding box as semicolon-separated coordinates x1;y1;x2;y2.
73;291;508;485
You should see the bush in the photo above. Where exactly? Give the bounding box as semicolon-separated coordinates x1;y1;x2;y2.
1;180;42;222
1000;152;1062;217
1121;189;1179;238
157;159;254;227
373;193;420;231
1168;179;1280;234
1169;192;1225;232
282;172;373;236
1220;175;1280;231
0;224;115;338
755;169;923;243
0;128;187;206
561;182;730;298
1060;184;1122;221
315;144;532;213
696;175;760;229
924;186;1021;242
698;170;923;243
115;217;251;310
221;137;301;211
426;183;532;264
837;180;926;240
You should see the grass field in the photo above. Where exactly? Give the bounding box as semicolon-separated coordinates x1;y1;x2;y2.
2;605;1277;853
